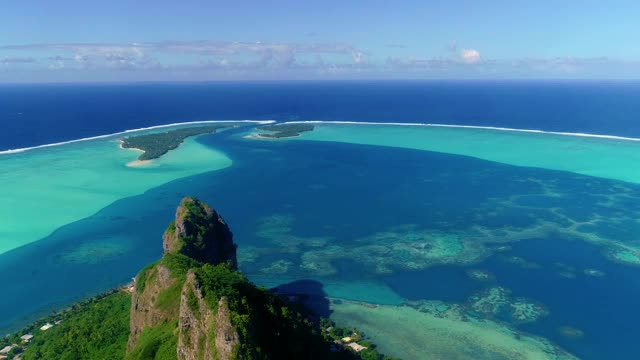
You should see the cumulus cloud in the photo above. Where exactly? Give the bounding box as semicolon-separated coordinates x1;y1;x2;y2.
352;51;366;64
460;49;481;64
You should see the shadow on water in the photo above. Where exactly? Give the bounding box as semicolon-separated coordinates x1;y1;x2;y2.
273;279;332;319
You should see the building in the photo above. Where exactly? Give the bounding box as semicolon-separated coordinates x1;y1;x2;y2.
20;334;34;342
40;323;54;331
0;346;12;354
346;342;368;352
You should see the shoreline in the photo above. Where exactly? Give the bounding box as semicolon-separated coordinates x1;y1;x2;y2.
4;119;640;156
282;120;640;142
118;140;153;167
0;120;276;155
117;140;143;153
243;133;301;140
126;159;153;167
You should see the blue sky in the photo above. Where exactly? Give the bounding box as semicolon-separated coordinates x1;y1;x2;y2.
1;0;639;82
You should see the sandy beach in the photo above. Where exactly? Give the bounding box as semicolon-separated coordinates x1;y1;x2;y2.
243;133;301;140
118;140;151;167
118;139;144;153
126;159;153;167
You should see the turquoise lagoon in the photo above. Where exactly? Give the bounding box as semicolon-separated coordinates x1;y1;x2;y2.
2;122;640;359
291;122;640;184
0;121;267;254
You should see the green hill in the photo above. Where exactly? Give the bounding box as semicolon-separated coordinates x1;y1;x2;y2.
10;197;396;360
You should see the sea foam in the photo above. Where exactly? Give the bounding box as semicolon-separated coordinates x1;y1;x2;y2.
283;121;640;142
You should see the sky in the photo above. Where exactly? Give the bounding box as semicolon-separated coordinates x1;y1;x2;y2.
1;0;639;82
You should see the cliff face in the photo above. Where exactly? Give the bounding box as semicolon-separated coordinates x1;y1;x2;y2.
163;197;237;269
20;196;388;360
177;271;239;360
128;264;175;349
128;197;240;359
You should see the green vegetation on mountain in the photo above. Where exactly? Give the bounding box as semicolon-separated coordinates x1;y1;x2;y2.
121;125;230;160
126;321;178;360
21;292;130;360
9;197;396;360
256;123;314;138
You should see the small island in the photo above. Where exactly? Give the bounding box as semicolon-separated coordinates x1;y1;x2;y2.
255;123;315;138
120;125;230;161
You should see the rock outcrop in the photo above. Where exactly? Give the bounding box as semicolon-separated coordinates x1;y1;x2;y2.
128;197;240;358
21;196;391;360
177;271;239;360
214;297;240;359
163;197;237;269
128;264;175;349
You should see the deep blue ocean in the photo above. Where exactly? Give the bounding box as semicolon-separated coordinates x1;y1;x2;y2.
1;81;640;150
1;81;640;359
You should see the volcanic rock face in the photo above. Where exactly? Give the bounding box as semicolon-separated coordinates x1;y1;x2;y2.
177;272;239;360
128;264;175;349
30;197;345;360
163;197;238;269
128;197;240;358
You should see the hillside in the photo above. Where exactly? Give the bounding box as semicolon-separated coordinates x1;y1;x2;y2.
11;197;396;360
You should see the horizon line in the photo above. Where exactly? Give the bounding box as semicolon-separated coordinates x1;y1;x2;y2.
2;78;640;86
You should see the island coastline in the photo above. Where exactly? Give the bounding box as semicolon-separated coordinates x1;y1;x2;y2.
119;124;232;161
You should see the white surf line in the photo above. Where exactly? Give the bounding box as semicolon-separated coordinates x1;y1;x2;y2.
0;120;276;155
282;120;640;142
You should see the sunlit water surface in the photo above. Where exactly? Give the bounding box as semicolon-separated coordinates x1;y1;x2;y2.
2;124;640;359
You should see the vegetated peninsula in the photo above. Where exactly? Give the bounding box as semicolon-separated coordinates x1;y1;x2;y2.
9;197;396;360
256;123;314;138
121;125;230;161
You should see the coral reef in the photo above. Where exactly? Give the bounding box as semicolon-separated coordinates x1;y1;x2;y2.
58;239;130;265
331;299;576;360
259;260;294;275
583;268;605;277
555;262;578;279
558;326;585;339
606;247;640;265
297;225;489;275
467;269;494;282
468;287;549;324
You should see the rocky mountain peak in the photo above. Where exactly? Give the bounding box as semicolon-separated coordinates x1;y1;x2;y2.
163;197;237;269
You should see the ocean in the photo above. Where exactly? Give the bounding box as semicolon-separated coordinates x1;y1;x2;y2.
2;80;640;150
1;81;640;359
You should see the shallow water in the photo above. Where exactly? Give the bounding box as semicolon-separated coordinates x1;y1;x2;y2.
2;124;640;359
0;123;244;254
292;122;640;184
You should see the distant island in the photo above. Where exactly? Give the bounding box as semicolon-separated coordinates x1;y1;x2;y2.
120;125;230;161
255;123;314;138
4;197;397;360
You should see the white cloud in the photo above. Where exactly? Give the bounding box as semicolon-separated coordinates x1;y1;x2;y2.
0;41;366;73
460;49;481;64
0;57;35;65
